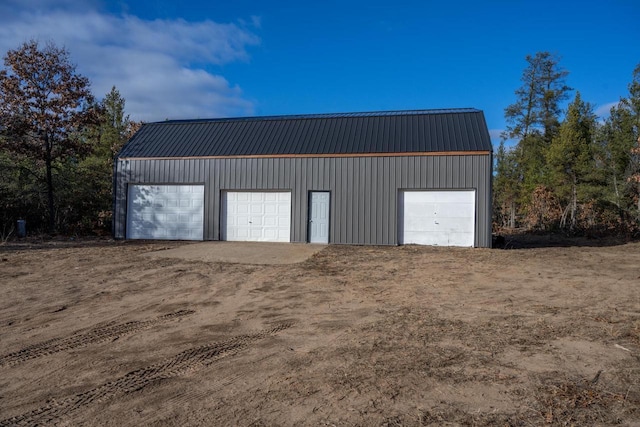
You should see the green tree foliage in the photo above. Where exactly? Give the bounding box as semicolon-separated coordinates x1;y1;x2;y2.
503;52;571;194
630;140;640;219
0;151;44;236
493;141;520;228
98;86;133;159
500;52;572;227
598;101;636;214
504;52;571;143
546;92;599;230
0;41;139;236
72;86;139;231
0;40;99;232
595;64;640;228
624;65;640;220
496;60;640;235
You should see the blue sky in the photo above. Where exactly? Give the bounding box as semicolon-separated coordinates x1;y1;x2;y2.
1;0;638;146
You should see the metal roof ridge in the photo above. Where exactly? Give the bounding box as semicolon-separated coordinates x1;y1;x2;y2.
150;108;482;125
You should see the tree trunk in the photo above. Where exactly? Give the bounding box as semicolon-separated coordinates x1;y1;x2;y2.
612;173;620;208
45;134;55;233
637;182;640;220
560;204;570;229
509;200;516;229
612;173;624;223
571;174;578;231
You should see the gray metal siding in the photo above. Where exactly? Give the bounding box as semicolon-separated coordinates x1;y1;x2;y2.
114;154;492;247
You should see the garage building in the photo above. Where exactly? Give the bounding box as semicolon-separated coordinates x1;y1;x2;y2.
113;109;493;247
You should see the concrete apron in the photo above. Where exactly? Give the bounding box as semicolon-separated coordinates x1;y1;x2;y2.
143;241;327;265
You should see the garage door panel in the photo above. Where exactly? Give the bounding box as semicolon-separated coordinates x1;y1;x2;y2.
236;215;250;226
127;184;204;241
224;191;291;242
401;190;475;247
235;229;249;239
447;232;474;246
434;191;470;203
277;204;290;215
435;217;473;231
250;228;264;239
409;230;472;246
406;228;468;243
435;203;474;218
403;231;431;245
263;230;276;239
404;217;435;232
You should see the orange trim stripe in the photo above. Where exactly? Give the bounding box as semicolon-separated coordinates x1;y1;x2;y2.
119;151;491;161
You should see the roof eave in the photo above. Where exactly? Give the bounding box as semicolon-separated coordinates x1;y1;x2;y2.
117;150;492;161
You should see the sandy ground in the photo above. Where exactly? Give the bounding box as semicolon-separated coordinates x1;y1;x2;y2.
0;237;639;426
143;241;326;265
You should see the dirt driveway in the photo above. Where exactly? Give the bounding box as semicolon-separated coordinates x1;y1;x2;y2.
0;238;639;426
144;241;326;264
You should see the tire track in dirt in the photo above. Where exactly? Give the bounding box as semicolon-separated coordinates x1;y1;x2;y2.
0;322;293;427
0;310;194;367
133;371;244;425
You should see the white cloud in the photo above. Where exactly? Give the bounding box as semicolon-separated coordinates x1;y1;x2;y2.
488;129;504;142
489;129;520;149
0;3;260;122
594;101;620;119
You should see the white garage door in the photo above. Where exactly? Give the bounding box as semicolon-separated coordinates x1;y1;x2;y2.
401;190;475;247
224;192;291;242
127;185;204;240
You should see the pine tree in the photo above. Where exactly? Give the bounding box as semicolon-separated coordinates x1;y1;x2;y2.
546;92;598;231
630;139;640;221
504;52;571;144
100;86;131;159
73;86;138;231
499;52;572;228
596;64;640;228
493;141;520;228
625;65;640;220
598;103;636;215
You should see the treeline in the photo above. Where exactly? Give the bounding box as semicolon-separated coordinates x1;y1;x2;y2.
494;52;640;235
2;42;639;239
0;40;140;237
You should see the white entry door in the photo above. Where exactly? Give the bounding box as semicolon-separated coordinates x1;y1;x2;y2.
400;190;475;247
224;192;291;242
126;184;204;240
309;192;330;243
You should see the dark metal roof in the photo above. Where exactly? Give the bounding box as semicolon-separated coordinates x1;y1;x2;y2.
118;108;492;158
